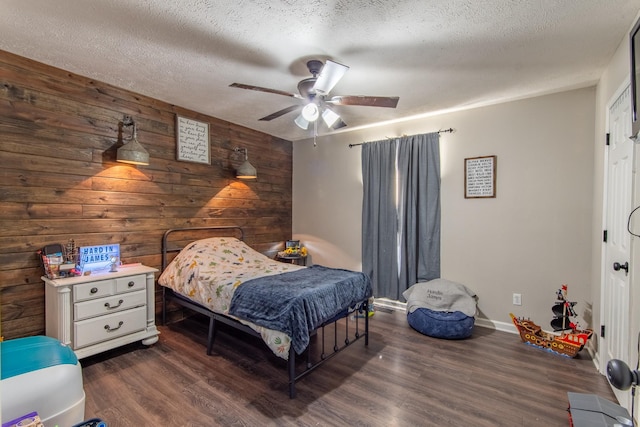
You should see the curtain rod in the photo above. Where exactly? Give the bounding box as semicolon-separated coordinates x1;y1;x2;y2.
348;128;454;148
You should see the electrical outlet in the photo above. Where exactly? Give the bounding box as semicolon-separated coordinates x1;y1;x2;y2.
513;293;522;306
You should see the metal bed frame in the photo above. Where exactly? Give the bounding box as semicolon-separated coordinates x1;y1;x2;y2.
160;226;369;398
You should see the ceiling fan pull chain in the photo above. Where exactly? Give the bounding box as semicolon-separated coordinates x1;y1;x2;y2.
314;119;318;147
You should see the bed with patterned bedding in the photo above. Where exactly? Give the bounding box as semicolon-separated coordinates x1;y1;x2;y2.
158;226;372;398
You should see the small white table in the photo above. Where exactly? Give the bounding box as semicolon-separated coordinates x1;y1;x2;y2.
43;265;159;359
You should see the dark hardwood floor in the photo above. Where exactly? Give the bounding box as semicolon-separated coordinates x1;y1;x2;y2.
81;309;617;426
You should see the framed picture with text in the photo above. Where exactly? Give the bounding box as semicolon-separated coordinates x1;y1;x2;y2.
176;115;210;164
464;155;496;198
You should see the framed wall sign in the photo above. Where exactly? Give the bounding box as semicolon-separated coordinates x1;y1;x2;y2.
464;155;496;198
176;115;210;164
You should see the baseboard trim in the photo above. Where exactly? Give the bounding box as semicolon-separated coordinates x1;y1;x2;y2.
373;298;407;312
474;317;518;334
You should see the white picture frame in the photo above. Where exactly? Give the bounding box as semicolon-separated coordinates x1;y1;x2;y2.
464;155;496;198
176;115;210;164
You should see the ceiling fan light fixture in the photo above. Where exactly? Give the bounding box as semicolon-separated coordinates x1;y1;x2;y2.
301;103;319;122
294;114;310;130
331;118;347;130
322;108;340;128
230;58;399;134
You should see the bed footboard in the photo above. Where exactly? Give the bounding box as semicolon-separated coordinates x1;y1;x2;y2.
287;300;369;398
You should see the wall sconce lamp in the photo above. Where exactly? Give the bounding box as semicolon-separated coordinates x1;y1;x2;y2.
234;147;257;179
117;115;150;165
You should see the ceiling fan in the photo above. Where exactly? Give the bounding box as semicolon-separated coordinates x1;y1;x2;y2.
230;59;399;131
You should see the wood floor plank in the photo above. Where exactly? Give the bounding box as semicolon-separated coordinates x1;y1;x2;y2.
81;309;618;426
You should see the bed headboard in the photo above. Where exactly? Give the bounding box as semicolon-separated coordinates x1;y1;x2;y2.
161;226;244;271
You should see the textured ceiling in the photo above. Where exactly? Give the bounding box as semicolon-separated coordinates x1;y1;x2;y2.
1;0;639;141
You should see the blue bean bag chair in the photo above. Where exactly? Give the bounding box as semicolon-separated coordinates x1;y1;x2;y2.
402;279;477;339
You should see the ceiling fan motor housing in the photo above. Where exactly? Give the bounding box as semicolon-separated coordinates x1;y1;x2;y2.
306;60;324;77
297;78;317;99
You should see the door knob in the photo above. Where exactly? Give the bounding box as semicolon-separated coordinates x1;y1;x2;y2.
613;261;629;274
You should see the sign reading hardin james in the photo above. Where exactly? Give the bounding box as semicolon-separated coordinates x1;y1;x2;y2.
78;244;120;275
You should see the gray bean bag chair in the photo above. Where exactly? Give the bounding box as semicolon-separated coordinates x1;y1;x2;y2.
403;279;477;339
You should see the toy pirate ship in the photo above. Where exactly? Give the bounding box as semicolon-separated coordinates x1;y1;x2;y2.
510;285;593;358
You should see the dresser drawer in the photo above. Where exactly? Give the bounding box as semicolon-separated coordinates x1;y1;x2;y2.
74;279;114;302
74;306;146;349
116;274;146;293
74;289;146;321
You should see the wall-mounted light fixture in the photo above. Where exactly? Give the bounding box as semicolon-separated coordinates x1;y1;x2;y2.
117;115;149;165
234;147;257;179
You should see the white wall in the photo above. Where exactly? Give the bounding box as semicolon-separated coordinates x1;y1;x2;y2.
293;87;595;330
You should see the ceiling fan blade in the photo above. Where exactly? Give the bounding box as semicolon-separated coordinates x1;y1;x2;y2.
328;95;399;108
230;83;303;99
313;60;349;94
258;105;300;121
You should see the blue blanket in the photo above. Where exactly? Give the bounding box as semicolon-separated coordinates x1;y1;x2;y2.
228;265;372;355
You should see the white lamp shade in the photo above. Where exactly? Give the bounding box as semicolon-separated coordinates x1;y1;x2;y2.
322;108;340;128
294;114;310;130
301;103;319;121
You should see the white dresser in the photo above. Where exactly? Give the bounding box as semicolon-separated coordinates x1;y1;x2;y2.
43;265;159;359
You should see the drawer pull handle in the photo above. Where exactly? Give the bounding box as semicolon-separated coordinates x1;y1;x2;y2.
104;321;124;332
104;299;124;309
128;281;135;288
90;287;98;294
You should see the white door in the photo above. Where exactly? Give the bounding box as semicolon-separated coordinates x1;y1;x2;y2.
602;84;633;409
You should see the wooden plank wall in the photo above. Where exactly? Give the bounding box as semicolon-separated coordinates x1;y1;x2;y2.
0;50;293;339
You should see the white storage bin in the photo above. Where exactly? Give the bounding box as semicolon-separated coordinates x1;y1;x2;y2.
1;336;85;427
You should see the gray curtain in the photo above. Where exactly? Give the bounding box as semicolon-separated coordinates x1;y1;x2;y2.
362;139;398;299
362;133;440;301
397;133;440;296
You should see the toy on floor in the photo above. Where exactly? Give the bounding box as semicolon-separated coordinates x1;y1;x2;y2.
510;285;592;358
356;297;375;318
